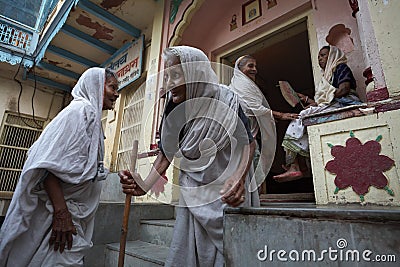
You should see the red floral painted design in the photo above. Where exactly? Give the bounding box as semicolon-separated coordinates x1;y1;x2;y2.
150;173;168;197
325;133;395;200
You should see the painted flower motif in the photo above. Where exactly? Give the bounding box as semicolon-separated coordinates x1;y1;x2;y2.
150;173;168;197
325;133;395;201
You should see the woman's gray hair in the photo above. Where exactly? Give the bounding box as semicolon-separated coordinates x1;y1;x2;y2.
236;55;255;71
105;68;118;80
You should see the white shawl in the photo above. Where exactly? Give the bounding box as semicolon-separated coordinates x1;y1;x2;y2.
314;46;347;105
0;67;108;266
162;46;240;173
161;47;259;267
229;57;277;189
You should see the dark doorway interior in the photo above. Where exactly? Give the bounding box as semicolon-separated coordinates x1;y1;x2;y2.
223;20;315;198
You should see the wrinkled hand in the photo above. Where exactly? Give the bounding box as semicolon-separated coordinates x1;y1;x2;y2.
297;93;317;109
281;113;299;121
118;170;146;196
304;102;318;109
297;93;306;102
220;177;245;207
49;208;77;253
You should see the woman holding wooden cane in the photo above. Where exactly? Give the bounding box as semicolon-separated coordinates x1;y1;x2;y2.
119;46;258;266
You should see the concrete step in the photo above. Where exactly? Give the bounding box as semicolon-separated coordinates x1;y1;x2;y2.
105;240;169;267
140;219;175;247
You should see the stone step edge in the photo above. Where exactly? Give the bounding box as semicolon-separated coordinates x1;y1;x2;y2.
140;219;175;227
106;240;169;265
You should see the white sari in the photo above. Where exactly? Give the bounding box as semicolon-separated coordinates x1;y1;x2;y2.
161;46;259;267
282;46;361;162
0;68;108;267
229;56;277;190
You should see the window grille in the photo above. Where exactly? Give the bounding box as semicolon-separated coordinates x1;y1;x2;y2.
0;0;59;59
116;85;145;170
0;112;44;192
0;21;33;51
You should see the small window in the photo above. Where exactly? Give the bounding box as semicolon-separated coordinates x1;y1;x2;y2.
0;0;57;32
0;112;45;192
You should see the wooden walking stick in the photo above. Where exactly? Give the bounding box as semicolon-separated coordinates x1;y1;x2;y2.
118;140;139;267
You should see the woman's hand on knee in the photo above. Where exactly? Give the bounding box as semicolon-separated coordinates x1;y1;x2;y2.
50;208;77;253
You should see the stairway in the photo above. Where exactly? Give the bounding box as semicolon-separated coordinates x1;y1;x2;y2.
102;206;175;266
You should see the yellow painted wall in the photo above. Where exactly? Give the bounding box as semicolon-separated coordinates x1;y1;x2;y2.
0;66;66;125
106;0;178;204
367;0;400;96
0;65;67;213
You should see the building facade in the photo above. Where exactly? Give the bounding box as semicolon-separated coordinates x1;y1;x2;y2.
0;0;399;265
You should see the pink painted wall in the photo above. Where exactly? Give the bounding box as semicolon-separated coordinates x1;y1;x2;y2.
312;0;366;101
180;0;311;55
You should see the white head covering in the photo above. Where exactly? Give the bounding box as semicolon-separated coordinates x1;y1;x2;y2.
161;46;240;172
0;68;109;264
314;46;347;105
229;56;276;189
25;67;108;183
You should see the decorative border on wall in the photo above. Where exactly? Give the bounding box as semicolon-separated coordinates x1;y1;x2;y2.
168;0;205;46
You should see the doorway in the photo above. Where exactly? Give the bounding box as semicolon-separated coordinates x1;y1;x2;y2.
222;19;315;201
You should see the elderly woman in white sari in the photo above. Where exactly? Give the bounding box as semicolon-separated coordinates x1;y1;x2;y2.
228;55;277;189
119;46;258;266
0;67;119;266
273;45;362;181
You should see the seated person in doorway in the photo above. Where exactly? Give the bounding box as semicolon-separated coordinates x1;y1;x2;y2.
273;45;362;182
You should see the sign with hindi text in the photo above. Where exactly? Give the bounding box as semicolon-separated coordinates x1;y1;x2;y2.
104;35;144;90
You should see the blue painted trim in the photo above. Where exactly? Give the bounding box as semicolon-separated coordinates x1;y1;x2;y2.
0;47;34;68
37;61;80;79
37;0;61;32
78;0;141;38
26;73;72;92
36;0;53;32
47;45;98;67
61;24;117;55
34;0;80;64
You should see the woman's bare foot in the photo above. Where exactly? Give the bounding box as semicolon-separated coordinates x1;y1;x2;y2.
273;163;304;182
